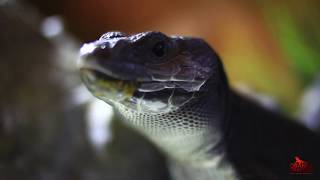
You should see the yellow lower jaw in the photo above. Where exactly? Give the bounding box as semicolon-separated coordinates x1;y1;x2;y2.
93;79;136;100
80;68;137;101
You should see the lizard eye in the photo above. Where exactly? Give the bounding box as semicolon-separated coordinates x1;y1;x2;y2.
152;41;167;57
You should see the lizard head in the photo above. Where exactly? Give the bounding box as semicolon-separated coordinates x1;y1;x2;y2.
79;31;227;114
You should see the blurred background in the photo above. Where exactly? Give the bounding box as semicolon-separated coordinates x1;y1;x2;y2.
0;0;319;179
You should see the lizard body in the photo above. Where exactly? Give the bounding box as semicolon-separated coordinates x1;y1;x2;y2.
79;31;320;180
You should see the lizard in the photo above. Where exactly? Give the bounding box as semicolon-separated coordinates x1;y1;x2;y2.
78;31;320;180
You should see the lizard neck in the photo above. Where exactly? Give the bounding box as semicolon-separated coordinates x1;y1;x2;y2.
168;156;239;180
113;94;240;179
113;91;226;164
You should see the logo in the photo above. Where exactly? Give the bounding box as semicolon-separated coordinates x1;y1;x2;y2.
289;156;313;174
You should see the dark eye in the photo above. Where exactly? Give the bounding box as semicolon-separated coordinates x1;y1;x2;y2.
152;41;167;57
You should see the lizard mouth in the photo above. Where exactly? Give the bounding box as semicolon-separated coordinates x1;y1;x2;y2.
79;67;198;111
90;69;132;83
80;68;138;102
80;67;173;94
80;67;201;94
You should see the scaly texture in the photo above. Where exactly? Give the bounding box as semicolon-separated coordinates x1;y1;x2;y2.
78;31;320;180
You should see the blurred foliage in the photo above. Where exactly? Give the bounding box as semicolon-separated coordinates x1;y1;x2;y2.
26;0;320;112
260;0;320;84
0;1;169;180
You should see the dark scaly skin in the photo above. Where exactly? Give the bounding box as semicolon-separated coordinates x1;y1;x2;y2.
78;31;320;180
227;92;320;179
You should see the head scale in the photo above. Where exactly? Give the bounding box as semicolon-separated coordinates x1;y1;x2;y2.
79;31;230;162
79;31;227;114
